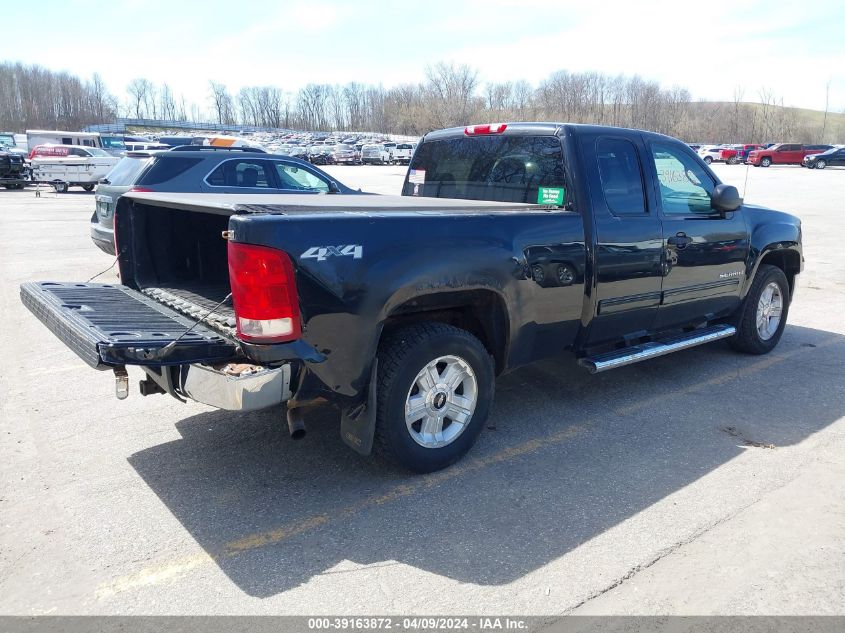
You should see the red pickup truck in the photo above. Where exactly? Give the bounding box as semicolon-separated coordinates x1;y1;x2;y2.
720;144;763;165
747;143;833;167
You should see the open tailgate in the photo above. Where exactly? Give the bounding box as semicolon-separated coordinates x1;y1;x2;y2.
21;282;238;368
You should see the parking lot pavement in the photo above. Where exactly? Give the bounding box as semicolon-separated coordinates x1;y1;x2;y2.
0;164;843;615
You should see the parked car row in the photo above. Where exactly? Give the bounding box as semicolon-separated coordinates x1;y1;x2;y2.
691;142;838;168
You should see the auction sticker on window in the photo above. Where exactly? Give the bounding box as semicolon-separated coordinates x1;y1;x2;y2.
538;186;565;205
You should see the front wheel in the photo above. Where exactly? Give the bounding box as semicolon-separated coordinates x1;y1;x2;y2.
760;157;772;167
374;322;495;473
82;184;95;191
704;156;713;164
730;265;790;355
728;156;739;165
816;159;827;170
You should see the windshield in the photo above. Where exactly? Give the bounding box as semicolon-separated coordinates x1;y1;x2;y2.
0;134;15;147
403;135;566;204
100;136;126;150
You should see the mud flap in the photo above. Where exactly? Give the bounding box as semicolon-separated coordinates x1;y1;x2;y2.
340;359;377;456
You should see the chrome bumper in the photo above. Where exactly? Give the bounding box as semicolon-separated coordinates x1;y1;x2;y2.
180;363;292;411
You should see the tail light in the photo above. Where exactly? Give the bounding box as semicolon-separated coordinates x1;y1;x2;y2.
227;242;301;344
464;123;507;135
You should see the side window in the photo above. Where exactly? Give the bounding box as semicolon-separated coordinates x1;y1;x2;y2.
206;160;273;188
69;148;89;157
596;138;646;215
275;162;329;192
651;142;716;215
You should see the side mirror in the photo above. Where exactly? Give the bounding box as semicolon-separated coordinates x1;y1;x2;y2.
328;180;341;194
711;184;742;213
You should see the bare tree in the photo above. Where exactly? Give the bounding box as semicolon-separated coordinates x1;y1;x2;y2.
126;78;151;119
208;80;235;124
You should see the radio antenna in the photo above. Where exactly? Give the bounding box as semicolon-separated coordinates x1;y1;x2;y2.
742;161;750;199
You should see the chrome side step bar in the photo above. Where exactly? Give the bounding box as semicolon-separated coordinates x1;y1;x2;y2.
578;324;736;374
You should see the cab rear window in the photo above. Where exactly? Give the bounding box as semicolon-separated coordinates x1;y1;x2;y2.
403;135;565;204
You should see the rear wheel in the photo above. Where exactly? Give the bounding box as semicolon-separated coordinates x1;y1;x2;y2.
730;265;790;355
760;157;772;167
82;184;95;191
816;159;827;170
374;322;494;473
727;156;739;165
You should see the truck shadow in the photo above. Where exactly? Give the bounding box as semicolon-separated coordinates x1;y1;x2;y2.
128;324;845;597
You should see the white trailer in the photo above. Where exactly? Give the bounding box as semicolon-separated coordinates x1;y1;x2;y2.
29;146;119;192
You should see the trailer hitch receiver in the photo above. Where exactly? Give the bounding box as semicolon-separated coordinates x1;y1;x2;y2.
113;366;129;400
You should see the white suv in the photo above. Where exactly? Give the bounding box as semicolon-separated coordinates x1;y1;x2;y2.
361;144;392;165
697;145;724;165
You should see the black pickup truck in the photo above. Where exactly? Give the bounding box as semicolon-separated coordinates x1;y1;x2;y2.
0;147;28;189
21;122;802;472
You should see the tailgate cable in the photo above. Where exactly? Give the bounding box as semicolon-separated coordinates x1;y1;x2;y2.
145;292;234;361
86;256;118;282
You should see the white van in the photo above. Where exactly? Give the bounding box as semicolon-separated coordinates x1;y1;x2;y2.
26;130;126;156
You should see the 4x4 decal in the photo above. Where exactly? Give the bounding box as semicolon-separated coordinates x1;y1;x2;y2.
301;245;363;262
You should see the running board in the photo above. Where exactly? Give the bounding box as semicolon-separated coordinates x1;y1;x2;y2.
578;324;736;374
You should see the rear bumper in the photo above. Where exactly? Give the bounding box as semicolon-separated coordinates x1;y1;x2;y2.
145;362;292;411
90;217;115;254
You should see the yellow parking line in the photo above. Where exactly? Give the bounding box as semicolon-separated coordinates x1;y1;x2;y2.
95;335;842;598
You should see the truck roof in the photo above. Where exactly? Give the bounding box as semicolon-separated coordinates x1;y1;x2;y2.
124;192;552;216
422;121;675;142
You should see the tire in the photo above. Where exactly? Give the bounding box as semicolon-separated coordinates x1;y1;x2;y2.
82;184;95;192
54;182;68;193
727;157;739;165
703;156;713;164
374;322;495;473
760;157;772;167
816;159;826;170
730;265;790;355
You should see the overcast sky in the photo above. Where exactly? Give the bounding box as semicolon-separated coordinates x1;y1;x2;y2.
3;0;844;113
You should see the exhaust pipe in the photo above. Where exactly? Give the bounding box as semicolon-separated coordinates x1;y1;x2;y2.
286;407;307;440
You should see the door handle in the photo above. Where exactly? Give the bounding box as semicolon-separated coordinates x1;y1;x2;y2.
667;232;692;249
